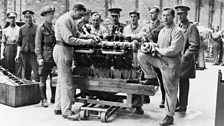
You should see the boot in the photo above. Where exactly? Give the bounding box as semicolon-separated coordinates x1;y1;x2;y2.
39;86;48;107
135;106;144;115
159;115;174;126
50;86;56;103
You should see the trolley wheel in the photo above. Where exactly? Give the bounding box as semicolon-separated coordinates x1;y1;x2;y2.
80;110;89;120
100;112;107;122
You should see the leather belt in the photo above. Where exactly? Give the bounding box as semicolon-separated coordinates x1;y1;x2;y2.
56;41;70;47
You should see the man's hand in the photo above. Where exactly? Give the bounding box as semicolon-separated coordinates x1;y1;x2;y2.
87;39;100;46
15;55;19;62
38;59;44;66
0;55;4;60
93;35;102;42
132;40;140;52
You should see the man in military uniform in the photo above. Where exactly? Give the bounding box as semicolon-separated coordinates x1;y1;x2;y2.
175;5;200;112
144;7;165;108
106;8;125;41
137;8;184;126
1;12;20;75
15;10;39;82
53;3;98;121
35;5;56;108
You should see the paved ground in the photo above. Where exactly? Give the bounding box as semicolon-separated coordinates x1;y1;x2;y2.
0;63;222;126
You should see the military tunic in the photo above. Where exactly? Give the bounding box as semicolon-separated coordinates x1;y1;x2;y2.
35;22;56;87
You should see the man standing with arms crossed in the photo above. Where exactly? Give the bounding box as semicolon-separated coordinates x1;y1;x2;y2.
175;5;200;112
137;8;184;126
53;3;99;121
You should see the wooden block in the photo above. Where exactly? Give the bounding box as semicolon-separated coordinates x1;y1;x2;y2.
74;77;158;96
0;82;40;107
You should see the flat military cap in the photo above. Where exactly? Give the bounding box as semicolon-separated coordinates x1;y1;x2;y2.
40;5;55;16
175;5;190;13
108;8;122;15
7;12;17;18
22;10;34;16
129;9;140;16
72;2;86;12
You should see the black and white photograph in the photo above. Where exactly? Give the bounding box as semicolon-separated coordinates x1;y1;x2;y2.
0;0;223;126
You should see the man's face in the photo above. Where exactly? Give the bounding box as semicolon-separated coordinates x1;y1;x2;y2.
162;10;174;25
215;26;220;32
24;15;33;24
83;13;91;22
45;11;55;23
111;14;119;23
8;17;16;25
177;12;187;22
91;16;101;28
73;9;85;19
149;9;158;21
130;13;139;24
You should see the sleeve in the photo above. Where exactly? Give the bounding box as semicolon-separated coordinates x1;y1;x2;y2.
157;30;184;57
17;28;22;47
2;29;6;44
183;24;200;60
35;25;43;60
58;19;91;46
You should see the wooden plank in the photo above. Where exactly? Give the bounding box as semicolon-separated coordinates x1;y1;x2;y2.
73;77;158;96
77;98;132;108
81;107;107;112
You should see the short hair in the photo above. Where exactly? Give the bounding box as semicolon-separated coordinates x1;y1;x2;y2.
163;8;175;17
148;6;160;13
72;3;86;12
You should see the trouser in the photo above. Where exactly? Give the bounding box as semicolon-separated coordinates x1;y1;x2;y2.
198;44;206;68
4;44;17;74
20;52;39;81
218;41;223;63
137;52;179;117
212;42;220;64
132;94;143;107
178;78;190;107
15;53;24;78
53;45;75;116
39;62;55;99
154;67;165;101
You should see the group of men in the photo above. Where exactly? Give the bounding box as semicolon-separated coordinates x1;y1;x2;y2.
0;2;200;126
